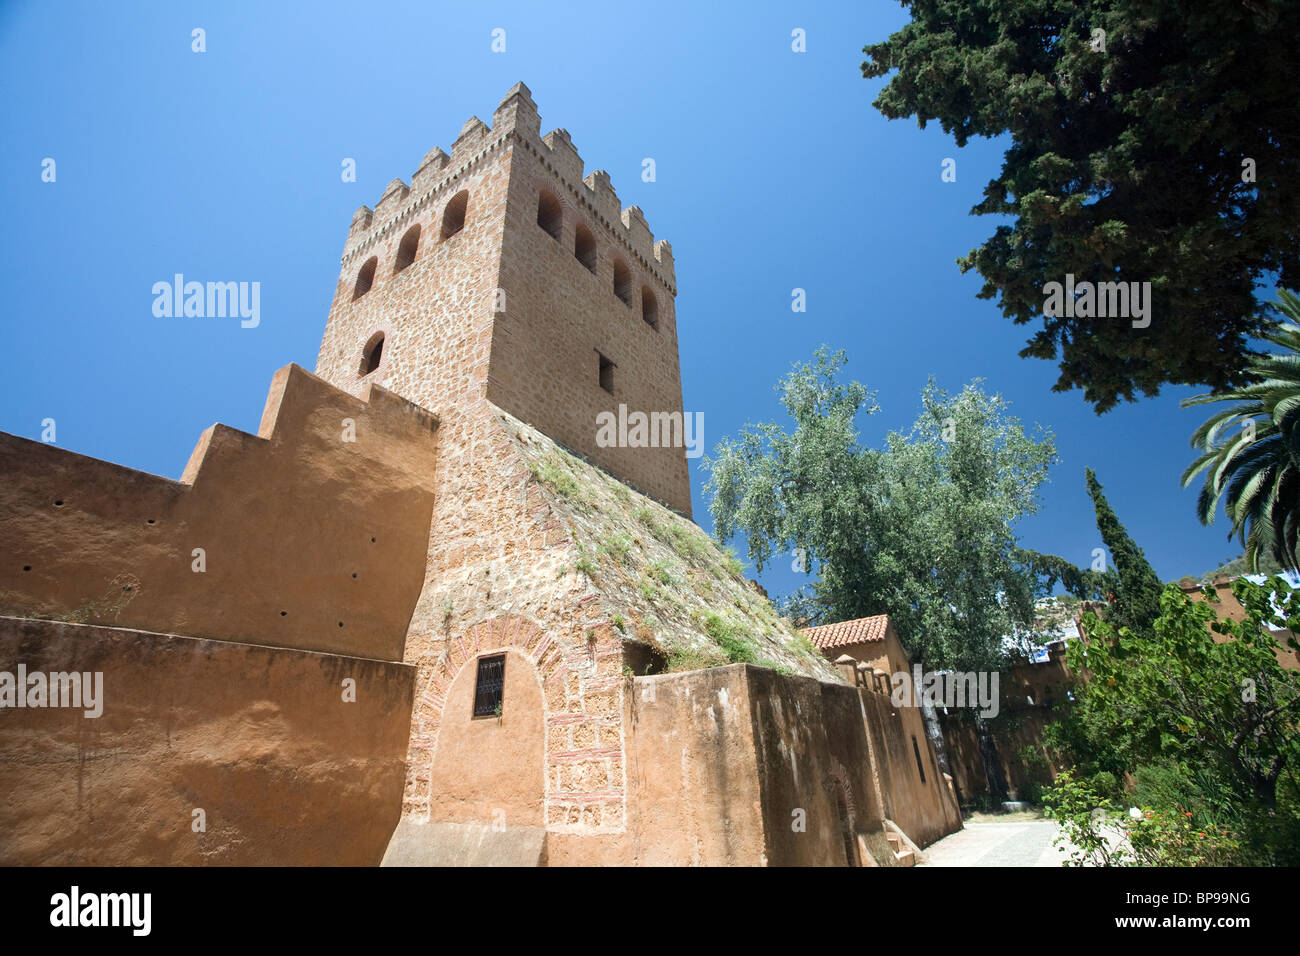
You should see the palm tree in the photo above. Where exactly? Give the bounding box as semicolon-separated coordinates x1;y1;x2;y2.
1182;290;1300;572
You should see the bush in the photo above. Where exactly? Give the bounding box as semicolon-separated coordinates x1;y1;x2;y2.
1049;577;1300;865
1016;745;1052;806
1043;771;1134;867
1085;771;1120;802
1127;807;1242;867
1044;771;1242;867
1132;761;1236;828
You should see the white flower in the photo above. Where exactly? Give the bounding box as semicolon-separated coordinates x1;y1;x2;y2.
1129;807;1142;820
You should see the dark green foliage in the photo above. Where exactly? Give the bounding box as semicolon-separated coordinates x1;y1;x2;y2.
1085;468;1163;636
863;1;1300;412
1043;706;1128;800
1015;548;1107;601
1059;577;1300;863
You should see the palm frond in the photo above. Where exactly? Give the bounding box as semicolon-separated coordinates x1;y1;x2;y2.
1185;290;1300;565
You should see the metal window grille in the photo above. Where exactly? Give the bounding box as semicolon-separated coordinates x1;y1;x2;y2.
473;655;506;717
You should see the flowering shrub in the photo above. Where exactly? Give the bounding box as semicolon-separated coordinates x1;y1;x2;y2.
1126;806;1241;866
1044;771;1242;866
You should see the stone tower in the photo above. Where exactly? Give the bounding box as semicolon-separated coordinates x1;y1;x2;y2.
313;82;690;515
0;83;963;867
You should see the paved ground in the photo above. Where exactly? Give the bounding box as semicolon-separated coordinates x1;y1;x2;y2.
919;820;1071;867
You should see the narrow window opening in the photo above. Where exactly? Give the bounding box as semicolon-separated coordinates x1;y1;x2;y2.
441;190;469;239
640;286;658;329
394;224;421;273
613;259;633;306
360;332;385;376
473;655;506;718
352;257;378;300
598;352;615;394
574;224;597;274
537;191;563;241
911;735;927;784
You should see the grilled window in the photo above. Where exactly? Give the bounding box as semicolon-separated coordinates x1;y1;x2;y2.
472;655;506;718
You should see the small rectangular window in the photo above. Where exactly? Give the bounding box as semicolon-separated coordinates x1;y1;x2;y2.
598;352;614;394
473;655;506;718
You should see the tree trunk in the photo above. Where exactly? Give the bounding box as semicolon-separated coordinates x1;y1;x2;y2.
973;712;1010;805
920;700;951;775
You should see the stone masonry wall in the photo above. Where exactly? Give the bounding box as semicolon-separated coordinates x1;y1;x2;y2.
313;82;689;516
489;115;690;515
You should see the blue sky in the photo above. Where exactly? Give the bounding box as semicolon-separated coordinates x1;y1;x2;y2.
0;0;1257;599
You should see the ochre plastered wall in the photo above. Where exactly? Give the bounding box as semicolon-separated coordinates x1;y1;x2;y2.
621;665;769;865
0;617;415;865
859;688;964;846
426;646;547;828
746;667;892;865
0;364;439;661
821;623;965;845
405;613;628;837
607;664;943;865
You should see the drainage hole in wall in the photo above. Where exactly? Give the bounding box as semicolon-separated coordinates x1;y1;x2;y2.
338;621;344;628
53;499;64;507
146;518;156;525
23;565;32;572
280;610;287;617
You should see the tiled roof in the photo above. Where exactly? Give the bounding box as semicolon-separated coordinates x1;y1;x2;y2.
801;614;890;650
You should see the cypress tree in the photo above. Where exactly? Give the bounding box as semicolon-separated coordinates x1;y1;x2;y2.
1086;468;1163;637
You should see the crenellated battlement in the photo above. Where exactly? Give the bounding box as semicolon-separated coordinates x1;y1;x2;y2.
341;82;675;292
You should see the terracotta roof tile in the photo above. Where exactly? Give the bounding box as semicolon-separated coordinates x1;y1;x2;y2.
800;614;890;650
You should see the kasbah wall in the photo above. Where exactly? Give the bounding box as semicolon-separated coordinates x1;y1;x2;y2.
0;82;962;866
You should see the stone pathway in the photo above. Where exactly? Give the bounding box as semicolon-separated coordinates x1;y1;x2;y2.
919;820;1070;867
